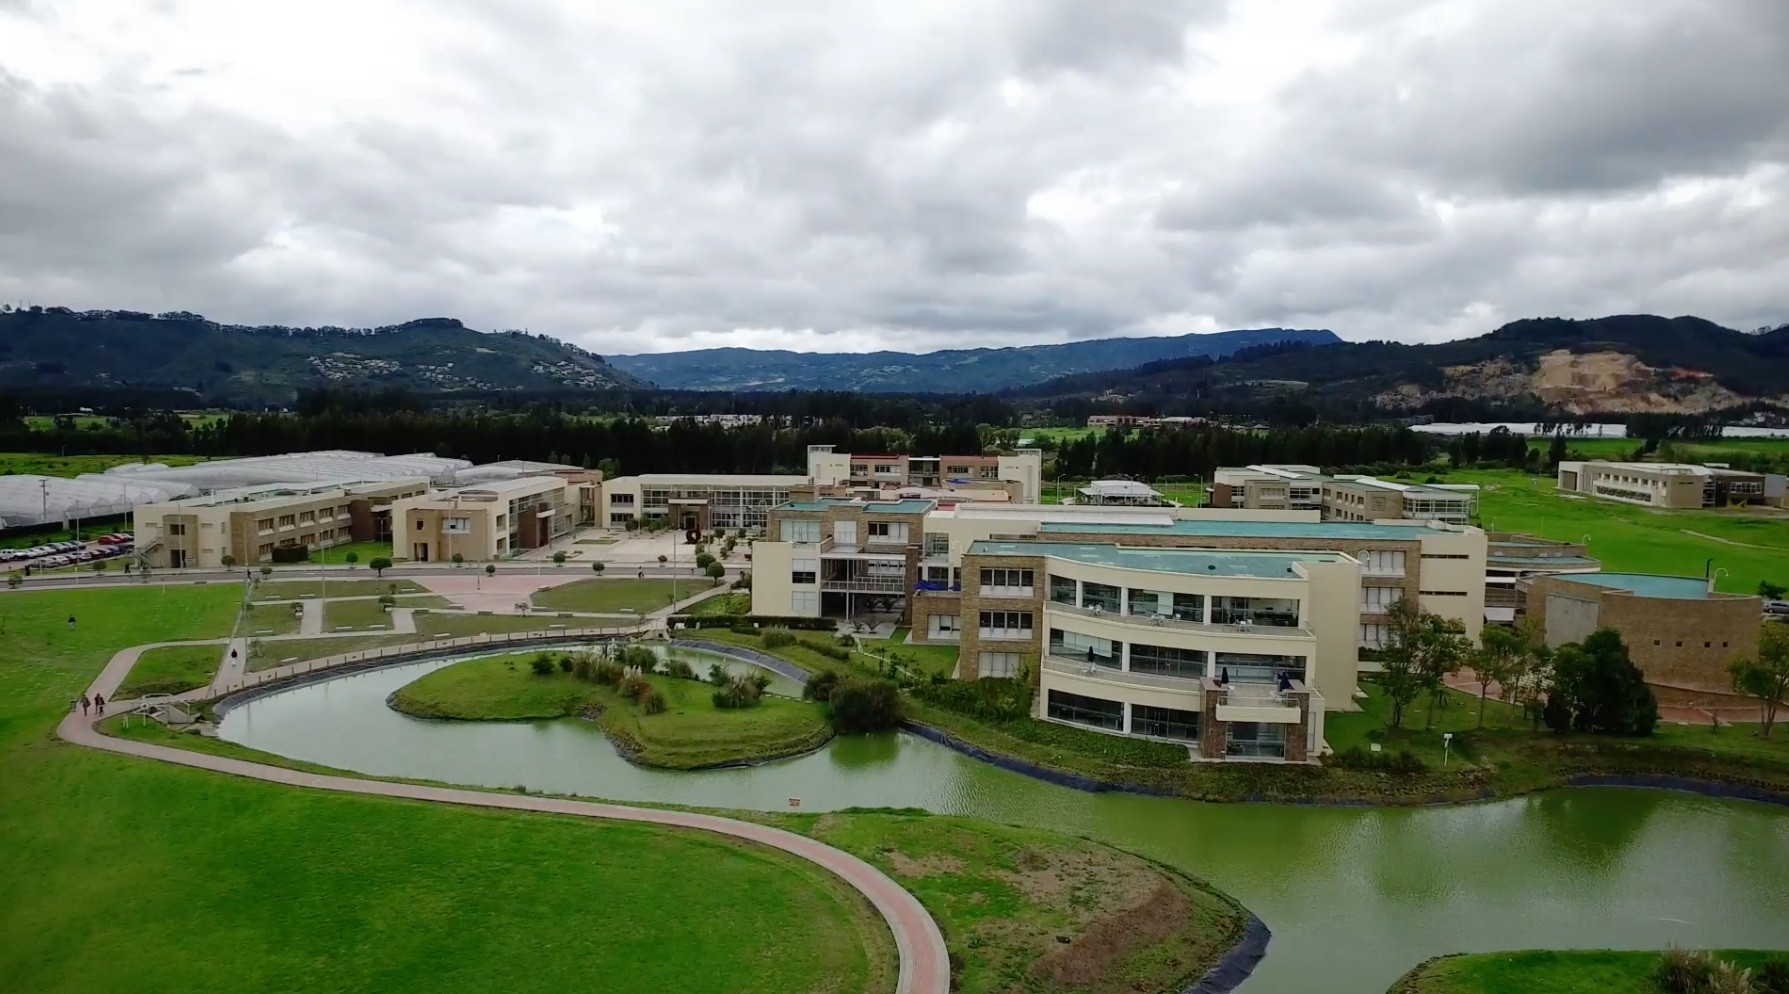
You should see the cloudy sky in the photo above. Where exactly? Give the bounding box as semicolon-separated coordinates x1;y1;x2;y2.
2;0;1786;356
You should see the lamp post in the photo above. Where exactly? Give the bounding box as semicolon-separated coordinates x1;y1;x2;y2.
1442;732;1454;768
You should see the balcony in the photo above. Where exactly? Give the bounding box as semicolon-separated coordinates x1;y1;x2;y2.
820;576;906;593
1212;681;1304;725
1042;654;1204;694
1047;601;1313;639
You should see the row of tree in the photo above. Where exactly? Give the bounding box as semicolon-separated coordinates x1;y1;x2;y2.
1049;424;1436;481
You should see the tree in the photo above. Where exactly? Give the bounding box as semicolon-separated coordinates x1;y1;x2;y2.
1759;580;1787;600
220;554;237;569
828;678;903;733
344;552;359;568
450;552;464;566
694;552;715;571
657;554;668;566
377;593;396;611
1546;433;1568;469
7;572;22;589
485;563;496;576
1473;625;1524;728
591;561;606;575
260;565;273;577
1378;600;1428;730
369;556;393;577
552;551;567;566
90;560;106;573
1546;629;1658;736
1418;617;1471;729
706;561;726;585
1498;619;1553;731
1729;622;1789;738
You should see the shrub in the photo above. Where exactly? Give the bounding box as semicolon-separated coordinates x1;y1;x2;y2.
1707;960;1756;994
1658;947;1717;994
712;673;765;709
828;678;903;734
912;677;1031;722
661;658;697;681
728;624;758;636
1326;745;1429;774
558;655;574;673
799;638;851;661
620;674;653;703
617;644;659;672
761;628;796;649
552;551;567;566
529;655;555;676
1757;958;1789;994
572;653;596;681
592;660;624;686
804;670;841;702
641;690;668;715
694;552;715;570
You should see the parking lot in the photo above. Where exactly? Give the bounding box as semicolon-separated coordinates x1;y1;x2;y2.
0;533;135;572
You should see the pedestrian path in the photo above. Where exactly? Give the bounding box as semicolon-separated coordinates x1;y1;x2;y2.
299;599;322;635
217;638;248;683
390;608;416;634
64;640;949;994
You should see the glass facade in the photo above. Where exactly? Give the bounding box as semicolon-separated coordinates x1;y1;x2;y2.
1128;643;1207;679
1213;651;1305;684
1049;575;1077;605
1132;705;1200;741
1210;595;1301;627
1047;689;1122;730
1050;628;1121;668
1082;580;1122;612
1226;721;1286;758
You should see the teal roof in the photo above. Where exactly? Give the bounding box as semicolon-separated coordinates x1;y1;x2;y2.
778;500;846;512
1490;554;1600;568
967;541;1341;579
865;499;934;514
1562;573;1710;599
1038;519;1426;541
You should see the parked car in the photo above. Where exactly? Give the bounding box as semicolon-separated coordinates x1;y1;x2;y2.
1766;601;1789;619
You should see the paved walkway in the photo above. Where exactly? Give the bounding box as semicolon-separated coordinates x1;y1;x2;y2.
299;599;323;635
217;638;249;683
390;608;417;634
64;641;949;994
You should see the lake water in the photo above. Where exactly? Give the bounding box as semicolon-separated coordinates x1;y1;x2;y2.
219;653;1789;994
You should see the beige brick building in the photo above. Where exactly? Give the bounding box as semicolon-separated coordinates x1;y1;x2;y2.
133;478;429;569
391;472;600;562
1556;460;1786;509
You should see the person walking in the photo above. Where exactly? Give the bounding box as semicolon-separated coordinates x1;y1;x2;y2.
79;694;90;716
93;693;105;715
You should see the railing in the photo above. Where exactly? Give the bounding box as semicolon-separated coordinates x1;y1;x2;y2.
1361;565;1406;578
820;577;906;593
1220;682;1291;707
1042;654;1203;693
1047;601;1313;639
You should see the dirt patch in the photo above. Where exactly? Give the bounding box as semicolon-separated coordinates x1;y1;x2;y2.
1028;879;1192;989
888;850;965;878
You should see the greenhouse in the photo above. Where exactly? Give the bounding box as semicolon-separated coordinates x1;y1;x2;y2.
0;475;186;529
85;451;472;493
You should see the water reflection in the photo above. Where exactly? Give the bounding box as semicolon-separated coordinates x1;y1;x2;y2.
219;651;1789;994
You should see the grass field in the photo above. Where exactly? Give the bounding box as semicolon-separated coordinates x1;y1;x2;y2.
413;613;594;638
1391;948;1788;994
0;585;902;994
389;654;834;769
115;643;222;697
682;590;750;616
305;541;395;566
325;598;395;631
248;635;418;670
1438;468;1789;594
865;628;960;678
0;452;205;478
1535;434;1789;464
252;578;424;600
239;601;302;636
530;578;685;614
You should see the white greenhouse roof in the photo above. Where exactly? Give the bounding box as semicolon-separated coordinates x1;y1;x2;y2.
0;475;187;528
85;451;472;492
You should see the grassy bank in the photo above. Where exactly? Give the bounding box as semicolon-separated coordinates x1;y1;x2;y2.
115;643;222;697
0;586;905;994
1390;949;1789;994
387;653;833;769
248;634;417;670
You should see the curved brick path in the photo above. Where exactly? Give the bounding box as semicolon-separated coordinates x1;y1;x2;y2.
61;643;949;994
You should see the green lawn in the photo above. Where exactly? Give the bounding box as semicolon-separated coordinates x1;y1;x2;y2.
863;628;960;678
248;635;417;670
389;654;833;769
0;452;205;478
1532;434;1789;466
239;601;303;636
1436;468;1789;594
530;578;686;614
325;598;394;631
306;541;394;566
682;591;750;617
0;585;902;994
777;811;1246;994
1391;948;1788;994
252;578;424;600
115;644;222;697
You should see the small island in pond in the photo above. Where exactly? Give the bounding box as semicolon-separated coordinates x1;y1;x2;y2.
387;649;833;770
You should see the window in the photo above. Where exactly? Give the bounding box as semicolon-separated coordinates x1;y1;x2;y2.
610;493;635;505
1132;705;1199;741
1360;624;1389;648
1081;580;1122;612
1420;553;1470;560
1129;643;1205;679
791;570;817;585
1361;587;1403;612
610;512;635;525
1210;596;1301;627
979;610;1033;639
298;510;316;524
257;518;274;532
1418;590;1468;597
1049;575;1078;605
1047;689;1122;730
1226;721;1286;758
1050;628;1120;668
928;614;959;639
1360;550;1406;574
277;515;296;529
980;567;1034;593
978;652;1020;678
167;523;187;536
443;517;471;534
791;557;818;585
872;463;898;475
923;533;950;557
780;519;821;543
925;565;950;582
867;520;908;543
790;590;819;615
945;465;972;477
1214;652;1305;683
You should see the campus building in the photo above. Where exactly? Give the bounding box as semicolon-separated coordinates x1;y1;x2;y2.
132;478;430;569
1556;460;1786;509
1482;533;1602;624
806;445;1044;504
391;473;600;562
1211;465;1479;524
1072;480;1173;506
1521;572;1763;708
600;474;810;532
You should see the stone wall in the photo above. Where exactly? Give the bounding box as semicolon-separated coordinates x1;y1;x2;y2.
1528;576;1763;698
958;552;1045;680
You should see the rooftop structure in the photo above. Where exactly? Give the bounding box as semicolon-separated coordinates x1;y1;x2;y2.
1073;480;1171;506
1210;464;1478;524
806;445;1044;504
88;450;472;494
965;541;1343;578
1483;532;1602;624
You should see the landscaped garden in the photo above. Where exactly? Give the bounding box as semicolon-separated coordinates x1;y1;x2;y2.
324;597;395;631
529;578;686;614
115;643;221;697
252;578;424;600
239;601;303;636
247;634;418;670
388;649;833;769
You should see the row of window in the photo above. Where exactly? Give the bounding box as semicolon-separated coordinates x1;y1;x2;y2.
980;610;1032;639
980;567;1034;590
1043;691;1203;742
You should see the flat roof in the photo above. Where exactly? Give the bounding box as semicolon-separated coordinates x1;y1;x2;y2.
1038;518;1434;541
434;476;572;498
1558;572;1711;599
864;499;934;514
1079;480;1162;497
967;540;1343;578
1489;554;1601;568
632;474;809;486
150;477;426;510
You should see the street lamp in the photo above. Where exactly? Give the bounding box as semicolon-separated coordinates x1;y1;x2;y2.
1442;732;1454;768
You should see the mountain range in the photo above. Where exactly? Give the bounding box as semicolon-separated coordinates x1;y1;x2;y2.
608;328;1341;392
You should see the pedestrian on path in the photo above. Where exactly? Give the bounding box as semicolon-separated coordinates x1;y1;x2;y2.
79;694;90;715
93;694;105;715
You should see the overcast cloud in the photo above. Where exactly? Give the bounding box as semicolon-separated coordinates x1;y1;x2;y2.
1;0;1785;355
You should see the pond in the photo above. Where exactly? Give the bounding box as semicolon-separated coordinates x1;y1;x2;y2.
219;650;1789;994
